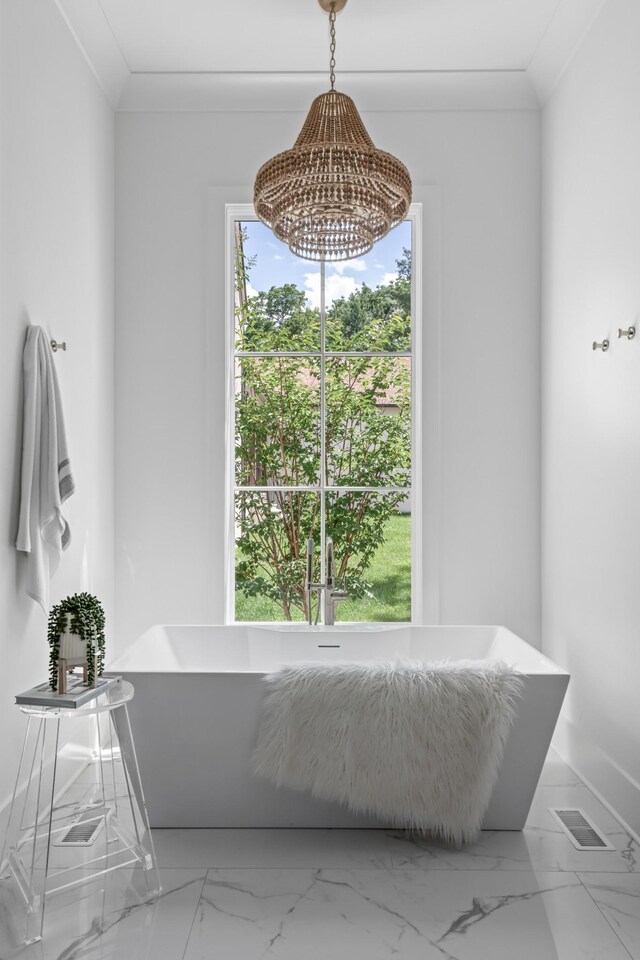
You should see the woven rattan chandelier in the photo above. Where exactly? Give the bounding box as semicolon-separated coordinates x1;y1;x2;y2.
253;0;412;262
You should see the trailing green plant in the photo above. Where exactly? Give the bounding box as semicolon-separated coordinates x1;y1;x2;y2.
47;592;106;689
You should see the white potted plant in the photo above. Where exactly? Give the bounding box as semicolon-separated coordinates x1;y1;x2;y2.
47;592;106;693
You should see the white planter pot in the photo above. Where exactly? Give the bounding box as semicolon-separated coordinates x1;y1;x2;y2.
58;614;93;661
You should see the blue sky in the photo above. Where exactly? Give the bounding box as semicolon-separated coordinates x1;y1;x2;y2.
241;219;412;310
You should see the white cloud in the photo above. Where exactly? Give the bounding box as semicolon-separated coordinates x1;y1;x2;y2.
382;272;398;285
304;272;359;309
303;273;321;307
332;258;367;275
246;281;259;299
273;254;284;261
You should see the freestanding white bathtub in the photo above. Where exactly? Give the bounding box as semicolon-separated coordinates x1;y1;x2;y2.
108;624;569;830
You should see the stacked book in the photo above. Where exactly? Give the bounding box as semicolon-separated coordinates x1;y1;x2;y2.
16;673;122;709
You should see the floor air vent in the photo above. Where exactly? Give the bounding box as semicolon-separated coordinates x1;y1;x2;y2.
548;808;615;850
53;806;110;847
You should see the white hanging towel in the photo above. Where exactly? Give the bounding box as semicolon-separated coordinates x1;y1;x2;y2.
16;325;75;610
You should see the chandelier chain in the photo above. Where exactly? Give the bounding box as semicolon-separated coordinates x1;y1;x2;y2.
329;3;336;90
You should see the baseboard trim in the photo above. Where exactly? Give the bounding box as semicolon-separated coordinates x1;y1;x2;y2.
552;715;640;846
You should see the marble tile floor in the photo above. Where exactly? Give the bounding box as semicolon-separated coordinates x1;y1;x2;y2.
0;750;637;960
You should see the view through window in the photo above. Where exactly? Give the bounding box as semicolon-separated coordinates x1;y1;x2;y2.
232;216;415;623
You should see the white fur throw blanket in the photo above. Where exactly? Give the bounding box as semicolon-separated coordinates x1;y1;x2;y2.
253;660;522;844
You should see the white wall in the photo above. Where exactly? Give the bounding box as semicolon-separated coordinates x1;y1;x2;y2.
0;0;114;818
115;108;541;651
542;0;640;837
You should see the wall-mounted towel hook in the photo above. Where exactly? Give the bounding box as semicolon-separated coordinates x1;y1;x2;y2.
617;326;635;340
50;339;67;353
592;339;609;352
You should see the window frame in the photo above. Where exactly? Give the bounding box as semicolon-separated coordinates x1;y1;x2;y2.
224;203;422;624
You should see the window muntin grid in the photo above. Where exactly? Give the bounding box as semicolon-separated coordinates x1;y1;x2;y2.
230;216;416;624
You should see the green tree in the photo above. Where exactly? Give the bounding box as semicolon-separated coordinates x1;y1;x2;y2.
234;234;411;621
396;246;411;281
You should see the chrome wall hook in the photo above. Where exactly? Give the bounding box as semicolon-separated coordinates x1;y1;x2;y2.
50;339;67;353
617;326;635;340
592;339;609;352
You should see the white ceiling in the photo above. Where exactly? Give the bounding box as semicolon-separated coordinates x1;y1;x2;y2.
55;0;609;109
98;0;561;74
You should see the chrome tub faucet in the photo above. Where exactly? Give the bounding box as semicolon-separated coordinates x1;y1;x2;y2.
305;537;349;626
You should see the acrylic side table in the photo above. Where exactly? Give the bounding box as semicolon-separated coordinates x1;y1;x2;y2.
0;679;161;945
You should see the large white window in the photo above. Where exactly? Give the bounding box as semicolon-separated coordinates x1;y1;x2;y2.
226;205;421;623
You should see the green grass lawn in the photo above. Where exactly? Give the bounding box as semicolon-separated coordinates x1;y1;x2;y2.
235;514;411;623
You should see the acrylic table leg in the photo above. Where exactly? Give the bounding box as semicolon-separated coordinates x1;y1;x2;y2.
0;716;47;947
106;708;120;821
92;706;112;860
24;716;60;945
0;715;34;878
14;717;47;939
111;703;161;895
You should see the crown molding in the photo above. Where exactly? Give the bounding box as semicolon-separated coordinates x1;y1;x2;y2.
117;71;540;113
527;0;608;104
53;0;129;107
